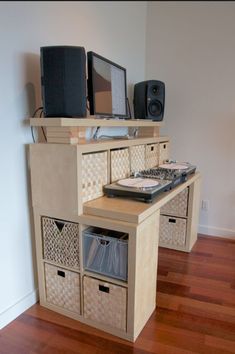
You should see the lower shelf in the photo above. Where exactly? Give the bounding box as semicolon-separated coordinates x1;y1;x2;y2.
159;215;187;247
44;263;127;333
83;226;128;282
83;276;127;332
44;263;81;314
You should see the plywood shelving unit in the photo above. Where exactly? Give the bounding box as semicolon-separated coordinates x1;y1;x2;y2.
29;117;201;341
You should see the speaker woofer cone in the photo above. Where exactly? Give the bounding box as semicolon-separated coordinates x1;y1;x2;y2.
148;100;162;116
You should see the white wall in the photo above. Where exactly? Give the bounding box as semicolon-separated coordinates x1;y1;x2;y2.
0;1;147;328
146;1;235;237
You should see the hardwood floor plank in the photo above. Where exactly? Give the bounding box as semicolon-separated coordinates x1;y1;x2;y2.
189;286;235;306
17;314;143;354
158;272;231;291
158;258;235;283
157;280;224;305
155;307;235;341
157;292;235;322
205;335;235;353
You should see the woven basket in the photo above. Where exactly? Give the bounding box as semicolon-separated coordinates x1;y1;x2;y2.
110;148;130;182
145;144;159;169
83;276;127;331
159;215;187;246
82;151;108;202
42;217;79;269
45;263;80;314
159;142;170;165
161;188;189;217
130;145;145;173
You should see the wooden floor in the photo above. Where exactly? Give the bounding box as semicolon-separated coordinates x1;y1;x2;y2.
1;234;235;354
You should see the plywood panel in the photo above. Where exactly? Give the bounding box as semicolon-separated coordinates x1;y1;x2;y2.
132;211;160;339
29;144;79;214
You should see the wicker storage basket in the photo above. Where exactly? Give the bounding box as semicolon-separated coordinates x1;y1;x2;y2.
82;151;108;203
130;145;145;173
45;263;80;314
42;217;79;269
161;188;189;217
159;215;187;246
110;148;130;182
145;143;159;169
159;142;170;165
83;276;127;331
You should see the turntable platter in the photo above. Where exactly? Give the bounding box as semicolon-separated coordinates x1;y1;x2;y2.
117;178;159;189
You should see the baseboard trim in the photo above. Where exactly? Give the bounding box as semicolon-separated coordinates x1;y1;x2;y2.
198;225;235;239
0;288;39;330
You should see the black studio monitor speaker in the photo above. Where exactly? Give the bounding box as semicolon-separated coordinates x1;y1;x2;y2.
40;46;87;117
133;80;165;121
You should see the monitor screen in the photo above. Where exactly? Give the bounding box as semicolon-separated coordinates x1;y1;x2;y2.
87;51;128;118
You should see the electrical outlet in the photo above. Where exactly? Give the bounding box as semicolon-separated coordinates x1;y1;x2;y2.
201;199;209;211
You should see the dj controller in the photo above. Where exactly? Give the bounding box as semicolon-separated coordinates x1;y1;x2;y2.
103;162;196;203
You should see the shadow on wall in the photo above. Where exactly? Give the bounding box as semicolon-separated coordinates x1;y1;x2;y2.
25;144;39;294
127;83;134;118
23;52;41;116
22;52;45;143
23;53;44;295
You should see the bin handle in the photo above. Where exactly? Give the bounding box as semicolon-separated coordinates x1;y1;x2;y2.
169;218;176;223
99;285;110;293
99;239;110;246
55;220;65;232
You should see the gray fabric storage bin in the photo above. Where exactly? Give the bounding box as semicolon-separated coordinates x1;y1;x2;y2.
83;227;128;281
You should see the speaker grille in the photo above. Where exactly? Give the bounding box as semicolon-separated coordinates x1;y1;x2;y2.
40;46;87;118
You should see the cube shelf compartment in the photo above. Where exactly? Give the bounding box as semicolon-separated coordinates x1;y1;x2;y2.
161;187;189;217
159;215;187;246
83;276;127;331
83;227;128;281
42;217;80;270
44;263;81;314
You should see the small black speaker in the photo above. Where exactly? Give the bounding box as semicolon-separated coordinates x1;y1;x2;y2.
40;46;87;117
133;80;165;121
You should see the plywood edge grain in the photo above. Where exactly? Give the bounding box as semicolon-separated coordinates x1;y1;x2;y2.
29;117;164;128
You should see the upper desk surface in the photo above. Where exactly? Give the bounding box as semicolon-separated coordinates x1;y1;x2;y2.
84;172;201;224
29;117;163;128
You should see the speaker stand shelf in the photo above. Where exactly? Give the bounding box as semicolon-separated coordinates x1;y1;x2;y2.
29;118;164;144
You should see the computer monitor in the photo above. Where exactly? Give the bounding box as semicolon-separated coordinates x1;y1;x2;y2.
87;51;128;118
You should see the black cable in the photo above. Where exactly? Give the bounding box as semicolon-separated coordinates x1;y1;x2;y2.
31;127;35;143
31;106;43;143
40;109;47;141
32;106;43;118
93;126;100;140
86;96;90;112
127;98;132;119
41;128;47;141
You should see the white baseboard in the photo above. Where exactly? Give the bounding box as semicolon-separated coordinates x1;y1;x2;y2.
198;225;235;239
0;288;39;330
